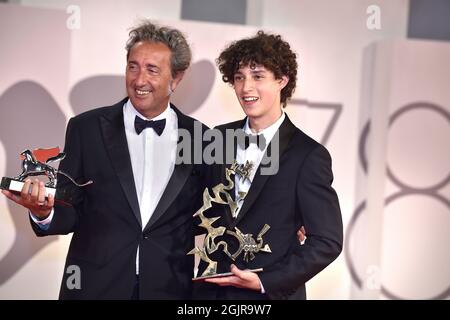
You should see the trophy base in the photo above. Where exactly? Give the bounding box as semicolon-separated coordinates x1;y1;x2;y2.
1;177;72;206
192;268;263;281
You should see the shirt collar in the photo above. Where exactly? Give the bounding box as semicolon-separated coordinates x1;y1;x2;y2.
243;111;286;144
124;99;171;135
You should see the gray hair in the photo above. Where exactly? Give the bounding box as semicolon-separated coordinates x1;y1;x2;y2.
126;20;192;78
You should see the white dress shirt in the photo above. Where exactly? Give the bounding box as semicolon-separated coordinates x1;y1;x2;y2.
234;112;285;218
124;100;178;274
124;99;177;229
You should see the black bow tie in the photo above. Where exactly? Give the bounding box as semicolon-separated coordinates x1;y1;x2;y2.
134;116;166;136
238;133;266;150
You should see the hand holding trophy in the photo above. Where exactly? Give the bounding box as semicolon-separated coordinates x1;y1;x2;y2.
1;147;93;218
189;160;272;290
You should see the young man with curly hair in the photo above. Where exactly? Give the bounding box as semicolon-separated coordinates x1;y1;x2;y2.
193;31;343;300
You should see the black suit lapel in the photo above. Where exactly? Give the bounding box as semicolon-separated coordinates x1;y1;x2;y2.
231;115;297;227
100;98;142;226
222;118;245;179
143;104;196;232
219;119;245;225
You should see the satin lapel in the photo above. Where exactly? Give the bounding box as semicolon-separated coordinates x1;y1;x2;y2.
100;99;142;226
231;115;297;227
143;105;194;232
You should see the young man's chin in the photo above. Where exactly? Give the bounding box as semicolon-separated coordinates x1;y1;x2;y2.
242;109;261;119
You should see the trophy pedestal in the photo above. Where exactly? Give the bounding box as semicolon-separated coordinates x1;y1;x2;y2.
1;177;72;206
192;268;263;281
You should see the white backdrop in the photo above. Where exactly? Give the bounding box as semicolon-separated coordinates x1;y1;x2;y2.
1;1;448;299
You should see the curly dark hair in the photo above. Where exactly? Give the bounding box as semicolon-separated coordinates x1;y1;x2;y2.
216;31;298;107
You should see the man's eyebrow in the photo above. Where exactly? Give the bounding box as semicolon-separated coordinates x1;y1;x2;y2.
145;63;160;69
127;61;160;70
235;68;267;74
250;69;267;74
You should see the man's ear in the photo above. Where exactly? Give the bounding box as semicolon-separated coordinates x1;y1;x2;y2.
171;71;185;92
279;75;289;90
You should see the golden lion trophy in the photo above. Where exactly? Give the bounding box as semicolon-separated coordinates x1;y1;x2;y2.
1;147;93;206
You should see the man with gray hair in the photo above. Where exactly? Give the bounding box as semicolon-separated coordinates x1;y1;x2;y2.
2;20;207;299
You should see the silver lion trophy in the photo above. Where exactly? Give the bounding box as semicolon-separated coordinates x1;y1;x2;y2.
0;147;93;206
188;160;272;280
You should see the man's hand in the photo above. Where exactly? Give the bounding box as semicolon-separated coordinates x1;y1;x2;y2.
297;226;306;244
1;178;54;219
204;264;261;291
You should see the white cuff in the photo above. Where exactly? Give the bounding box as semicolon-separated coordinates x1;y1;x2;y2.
259;279;266;294
29;208;54;225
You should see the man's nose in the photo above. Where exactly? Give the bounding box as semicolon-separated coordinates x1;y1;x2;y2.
135;70;147;86
242;78;254;92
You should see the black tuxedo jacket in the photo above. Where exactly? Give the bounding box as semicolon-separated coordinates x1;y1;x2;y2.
31;98;207;299
193;114;343;300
